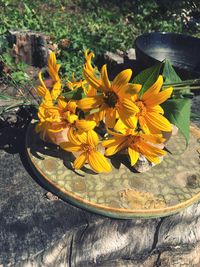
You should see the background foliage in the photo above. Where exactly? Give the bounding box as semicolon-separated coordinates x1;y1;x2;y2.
0;0;200;78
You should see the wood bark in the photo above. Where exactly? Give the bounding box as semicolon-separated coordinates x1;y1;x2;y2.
8;30;48;67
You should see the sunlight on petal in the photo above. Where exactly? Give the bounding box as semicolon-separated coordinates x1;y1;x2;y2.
145;155;161;164
120;98;139;115
60;142;81;152
77;96;103;110
144;87;173;107
101;64;111;91
104;138;126;156
76;120;96;132
118;109;138;129
119;83;142;97
105;108;117;128
83;68;101;90
73;152;87;169
88;151;112;173
87;130;99;147
112;69;132;93
128;147;139;166
114;119;127;134
145;112;172;132
142;75;163;101
148;105;164;114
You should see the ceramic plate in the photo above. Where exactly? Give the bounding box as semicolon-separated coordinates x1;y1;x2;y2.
26;122;200;219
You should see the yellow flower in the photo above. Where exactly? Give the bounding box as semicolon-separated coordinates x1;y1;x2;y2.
102;119;166;165
60;128;111;173
48;52;60;82
36;70;78;141
67;73;86;91
37;52;61;103
77;54;141;127
47;52;62;100
129;75;173;133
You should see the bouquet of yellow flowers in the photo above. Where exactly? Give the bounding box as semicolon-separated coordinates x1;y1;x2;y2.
35;51;193;173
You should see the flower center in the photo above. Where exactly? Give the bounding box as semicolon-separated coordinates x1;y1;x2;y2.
128;135;140;144
104;92;118;108
81;144;93;152
136;100;146;116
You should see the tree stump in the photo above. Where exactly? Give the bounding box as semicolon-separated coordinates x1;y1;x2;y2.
8;30;49;67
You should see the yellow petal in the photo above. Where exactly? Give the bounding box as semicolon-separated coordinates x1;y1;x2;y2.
76;131;87;143
145;155;161;164
67;100;77;113
145;112;172;132
114;119;127;134
112;69;132;93
117;109;138;129
139;116;161;134
75;119;96;132
142;75;163;101
140;133;165;144
105;108;117;128
57;98;68;109
48;52;60;82
93;108;105;123
64;112;78;124
101;64;111;91
51;81;61;100
87;130;99;147
38;71;48;90
148;105;164;114
37;82;52;106
138;141;166;157
67;127;81;145
144;87;173;107
73;152;87;169
104;138;126;156
88;151;111;173
47;122;65;133
37;85;46;99
83;68;101;90
128;147;139;166
138;116;151;134
105;127;123;138
102;137;118;147
119;83;141;97
84;50;95;73
48;52;56;69
77;96;103;110
60;142;81;152
87;85;97;97
120;98;139;115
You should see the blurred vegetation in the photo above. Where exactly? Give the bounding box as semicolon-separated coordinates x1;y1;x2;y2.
0;0;200;78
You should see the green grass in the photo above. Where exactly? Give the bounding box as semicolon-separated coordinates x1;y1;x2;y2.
0;0;200;78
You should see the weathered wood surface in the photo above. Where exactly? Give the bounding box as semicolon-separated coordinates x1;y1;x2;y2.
8;30;48;67
0;104;200;266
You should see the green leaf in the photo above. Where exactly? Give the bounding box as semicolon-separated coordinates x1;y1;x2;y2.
133;62;163;97
162;59;181;84
162;59;190;95
162;98;191;145
72;88;86;100
62;88;86;100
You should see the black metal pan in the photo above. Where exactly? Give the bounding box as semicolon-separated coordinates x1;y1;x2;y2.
135;32;200;79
